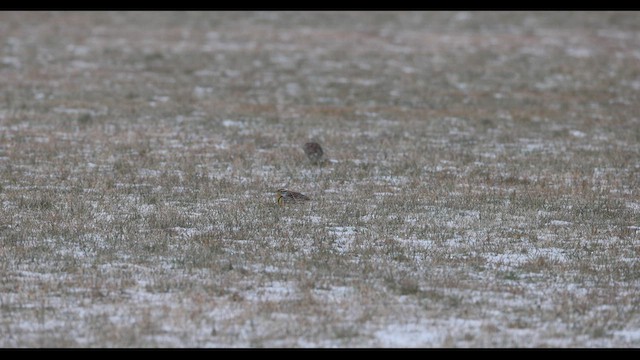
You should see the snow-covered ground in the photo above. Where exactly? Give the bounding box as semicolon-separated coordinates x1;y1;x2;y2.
0;12;639;347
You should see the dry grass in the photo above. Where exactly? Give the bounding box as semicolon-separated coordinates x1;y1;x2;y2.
1;11;639;347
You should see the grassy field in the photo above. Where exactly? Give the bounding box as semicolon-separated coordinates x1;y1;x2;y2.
0;11;639;347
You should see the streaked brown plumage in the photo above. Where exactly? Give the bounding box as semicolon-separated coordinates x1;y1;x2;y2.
303;142;324;164
276;188;311;206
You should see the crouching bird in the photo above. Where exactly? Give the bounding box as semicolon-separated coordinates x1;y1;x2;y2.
303;142;324;164
276;189;311;206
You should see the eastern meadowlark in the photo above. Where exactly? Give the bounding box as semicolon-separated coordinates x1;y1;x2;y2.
276;188;311;206
303;142;324;164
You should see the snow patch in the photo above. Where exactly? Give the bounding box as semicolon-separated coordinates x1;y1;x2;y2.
484;253;528;267
566;47;593;58
2;56;21;68
625;202;640;212
70;60;97;70
285;82;301;96
569;130;586;138
624;80;640;91
193;86;214;98
53;107;98;115
375;322;444;347
453;12;471;22
249;281;299;302
328;226;358;237
614;329;640;343
153;96;170;103
306;216;322;224
222;119;245;128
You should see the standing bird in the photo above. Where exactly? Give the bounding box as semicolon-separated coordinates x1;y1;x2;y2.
303;142;324;164
276;189;311;206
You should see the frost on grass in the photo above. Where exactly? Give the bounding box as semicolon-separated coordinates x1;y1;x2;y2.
1;12;640;347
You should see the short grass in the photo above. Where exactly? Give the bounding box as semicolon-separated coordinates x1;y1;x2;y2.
1;11;639;347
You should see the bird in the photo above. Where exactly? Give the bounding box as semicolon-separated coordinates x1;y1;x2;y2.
276;188;311;206
303;142;324;164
